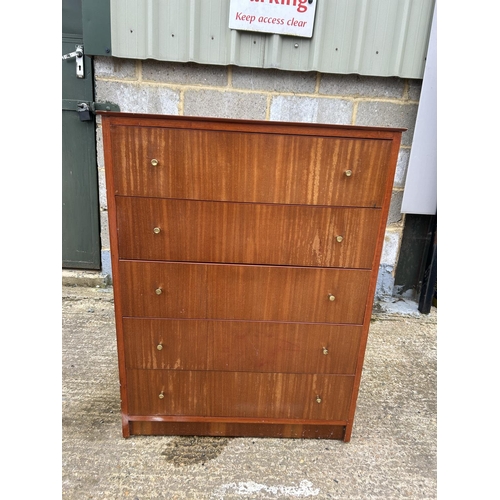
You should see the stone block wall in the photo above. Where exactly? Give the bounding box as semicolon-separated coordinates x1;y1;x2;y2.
94;57;421;300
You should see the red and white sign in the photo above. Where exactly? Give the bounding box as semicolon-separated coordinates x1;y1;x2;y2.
229;0;318;38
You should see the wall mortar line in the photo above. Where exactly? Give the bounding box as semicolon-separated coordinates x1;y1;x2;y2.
95;77;419;104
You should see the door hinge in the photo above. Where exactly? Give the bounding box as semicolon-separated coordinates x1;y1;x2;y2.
62;44;85;78
62;100;121;121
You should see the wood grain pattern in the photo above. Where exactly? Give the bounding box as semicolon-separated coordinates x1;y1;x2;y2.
116;197;381;268
123;318;362;374
110;125;393;207
99;112;405;441
123;318;209;371
119;261;371;324
210;321;361;374
127;369;354;420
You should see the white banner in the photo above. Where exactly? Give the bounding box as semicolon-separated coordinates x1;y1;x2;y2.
229;0;318;38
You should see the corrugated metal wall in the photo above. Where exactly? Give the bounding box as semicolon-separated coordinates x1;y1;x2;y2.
110;0;435;78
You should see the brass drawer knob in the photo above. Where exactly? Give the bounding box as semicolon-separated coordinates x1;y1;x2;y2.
158;391;165;399
336;235;343;243
316;396;322;404
328;294;336;302
344;169;353;177
151;159;159;166
157;343;163;351
155;288;163;295
322;347;329;355
153;227;161;234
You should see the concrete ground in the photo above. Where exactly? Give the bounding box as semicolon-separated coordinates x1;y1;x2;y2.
62;283;437;500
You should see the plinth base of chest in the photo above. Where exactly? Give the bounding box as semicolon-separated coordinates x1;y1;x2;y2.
126;418;348;440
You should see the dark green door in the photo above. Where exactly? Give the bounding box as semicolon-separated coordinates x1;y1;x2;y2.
62;0;100;269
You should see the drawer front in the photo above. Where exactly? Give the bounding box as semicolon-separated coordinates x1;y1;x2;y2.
211;321;362;374
116;197;381;269
127;369;354;420
123;318;209;371
110;125;392;207
119;261;371;324
123;318;363;374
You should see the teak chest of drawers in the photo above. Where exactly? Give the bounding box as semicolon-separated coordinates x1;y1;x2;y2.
101;112;404;442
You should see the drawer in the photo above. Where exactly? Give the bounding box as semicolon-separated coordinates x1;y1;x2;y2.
123;318;363;374
119;261;371;324
109;125;393;207
127;369;354;421
116;197;381;269
123;318;209;371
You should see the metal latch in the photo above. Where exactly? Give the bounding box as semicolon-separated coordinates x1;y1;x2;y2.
62;45;84;79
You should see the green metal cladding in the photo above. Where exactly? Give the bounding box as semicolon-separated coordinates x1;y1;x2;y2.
103;0;435;78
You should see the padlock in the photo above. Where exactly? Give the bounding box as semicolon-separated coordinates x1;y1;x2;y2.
77;102;92;122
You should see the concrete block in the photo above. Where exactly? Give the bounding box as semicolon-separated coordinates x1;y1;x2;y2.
184;89;267;120
408;79;423;101
142;61;227;87
320;74;405;99
355;101;418;146
380;230;401;267
100;209;110;250
395;148;410;188
96;125;104;169
101;250;112;281
95;125;108;210
94;56;137;80
232;67;317;93
375;228;403;299
98;168;107;210
387;190;404;225
62;270;110;287
375;264;395;300
95;81;180;115
270;95;352;124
